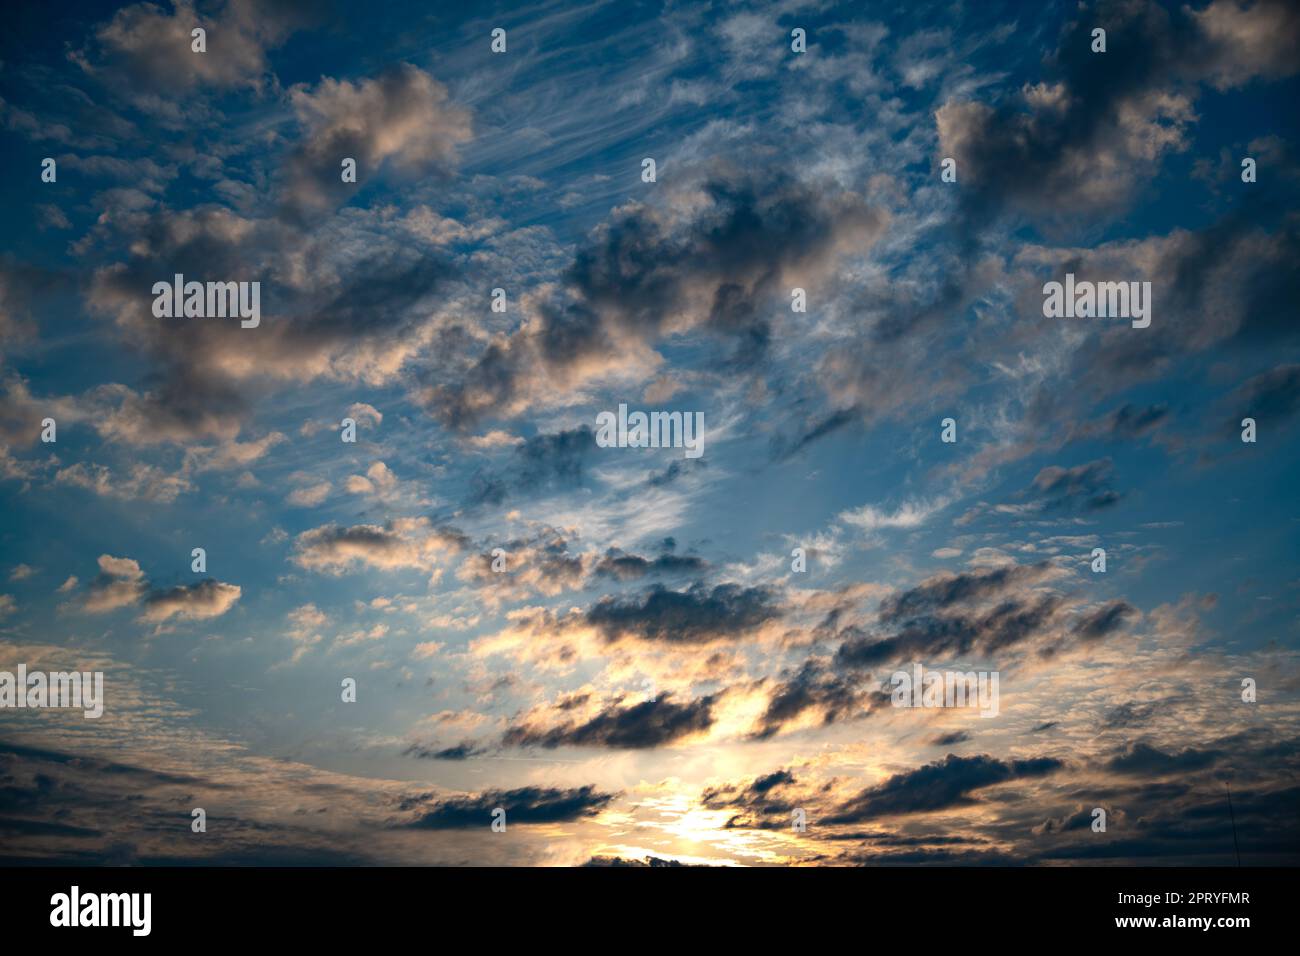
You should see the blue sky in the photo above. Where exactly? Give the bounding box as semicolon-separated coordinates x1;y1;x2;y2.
0;0;1297;865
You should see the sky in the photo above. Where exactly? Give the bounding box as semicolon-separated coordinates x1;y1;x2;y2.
0;0;1297;866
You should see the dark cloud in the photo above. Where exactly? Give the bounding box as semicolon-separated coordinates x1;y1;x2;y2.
1072;403;1171;442
1232;363;1300;425
699;769;805;829
514;427;597;489
1100;702;1156;730
1027;209;1300;452
281;63;471;219
74;0;317;100
702;769;796;809
835;832;991;848
1033;805;1103;835
582;855;692;867
1072;600;1137;642
402;742;487;761
467;427;597;505
928;731;972;746
825;753;1064;823
833;561;1072;667
88;213;456;445
0;258;65;355
422;170;885;427
1037;783;1300;864
0;816;101;838
751;660;884;739
937;0;1300;224
837;846;1021;866
1111;207;1300;377
878;563;1053;623
1029;458;1122;512
0;739;381;866
586;582;781;644
1106;742;1221;776
503;694;716;750
591;547;707;581
645;458;707;488
399;785;616;829
292;519;465;573
141;578;242;622
837;594;1063;668
768;407;857;462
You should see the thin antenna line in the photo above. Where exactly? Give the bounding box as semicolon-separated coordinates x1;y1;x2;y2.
1225;781;1242;867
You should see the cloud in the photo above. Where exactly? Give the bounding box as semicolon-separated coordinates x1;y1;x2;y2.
344;461;395;497
825;753;1064;822
402;742;488;761
767;407;857;462
284;603;325;662
282;64;472;216
69;382;245;449
1232;363;1300;425
701;768;800;823
85;206;457;444
467;427;598;506
502;693;717;750
81;555;148;613
839;498;948;534
3;0;1298;871
582;855;692;867
751;660;884;739
140;579;242;622
293;518;466;574
287;481;331;507
185;431;287;471
955;460;1126;524
929;731;972;746
1100;702;1157;730
0;260;61;354
591;547;707;580
1070;403;1171;442
1029;458;1123;511
1072;600;1137;642
585;582;781;644
1106;742;1221;776
346;403;383;428
77;554;240;622
54;461;192;503
422;168;887;427
878;562;1055;623
1190;0;1300;90
838;593;1064;668
455;528;597;605
398;785;616;829
645;458;707;488
936;0;1300;224
74;0;313;105
836;561;1073;667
